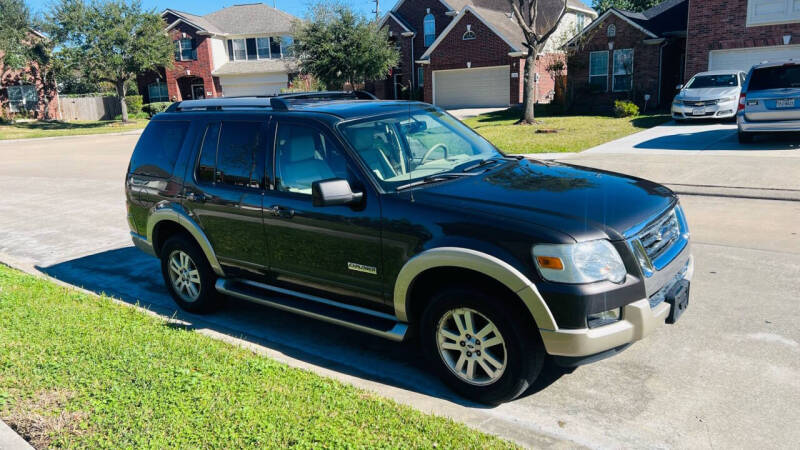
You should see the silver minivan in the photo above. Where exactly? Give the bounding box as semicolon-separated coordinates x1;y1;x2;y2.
738;60;800;143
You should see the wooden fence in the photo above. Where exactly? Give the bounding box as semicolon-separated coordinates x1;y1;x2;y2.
58;96;121;121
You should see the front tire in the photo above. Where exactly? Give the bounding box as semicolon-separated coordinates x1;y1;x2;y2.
160;234;221;314
420;287;545;404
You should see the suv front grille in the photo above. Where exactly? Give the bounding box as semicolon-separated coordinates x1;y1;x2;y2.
639;210;681;262
627;206;689;278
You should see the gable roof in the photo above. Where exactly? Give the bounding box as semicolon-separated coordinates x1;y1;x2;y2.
387;0;596;59
378;11;413;33
565;0;687;46
162;3;297;37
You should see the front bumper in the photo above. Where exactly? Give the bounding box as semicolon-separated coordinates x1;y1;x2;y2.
737;115;800;133
540;251;693;358
672;101;737;120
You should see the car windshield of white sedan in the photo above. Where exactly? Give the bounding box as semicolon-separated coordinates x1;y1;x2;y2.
686;74;738;89
340;108;502;189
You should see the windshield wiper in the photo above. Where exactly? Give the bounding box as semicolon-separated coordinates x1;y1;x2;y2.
462;158;503;172
395;173;475;191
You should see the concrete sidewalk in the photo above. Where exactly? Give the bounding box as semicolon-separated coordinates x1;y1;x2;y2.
0;419;33;450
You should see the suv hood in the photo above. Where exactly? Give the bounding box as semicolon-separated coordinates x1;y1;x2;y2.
678;86;739;101
410;159;676;242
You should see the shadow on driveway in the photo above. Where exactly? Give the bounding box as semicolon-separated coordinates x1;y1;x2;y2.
37;246;569;407
634;127;800;151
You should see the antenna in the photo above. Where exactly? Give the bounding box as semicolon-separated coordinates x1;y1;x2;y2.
372;0;380;20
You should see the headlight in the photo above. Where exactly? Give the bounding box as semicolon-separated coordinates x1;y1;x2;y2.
533;240;627;284
673;99;683;105
719;95;737;103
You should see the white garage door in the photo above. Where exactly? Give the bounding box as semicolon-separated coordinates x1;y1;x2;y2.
433;66;510;109
709;45;800;73
218;73;288;98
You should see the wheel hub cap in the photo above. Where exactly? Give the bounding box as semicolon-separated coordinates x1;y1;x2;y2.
436;307;507;386
168;250;201;303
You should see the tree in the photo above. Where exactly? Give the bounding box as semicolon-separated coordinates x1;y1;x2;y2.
506;0;569;124
293;2;398;90
591;0;660;13
0;0;34;71
45;0;173;122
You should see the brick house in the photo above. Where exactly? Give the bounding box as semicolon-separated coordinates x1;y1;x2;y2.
685;0;800;79
0;29;59;120
370;0;597;108
565;0;688;111
137;3;298;103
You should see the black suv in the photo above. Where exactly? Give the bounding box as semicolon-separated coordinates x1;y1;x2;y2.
126;92;693;404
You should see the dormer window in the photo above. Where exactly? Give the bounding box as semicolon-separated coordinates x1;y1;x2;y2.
462;25;476;41
607;24;616;38
424;9;435;46
576;12;585;32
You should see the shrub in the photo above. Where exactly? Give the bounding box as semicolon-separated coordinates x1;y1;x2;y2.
613;100;639;117
113;112;149;121
125;95;143;113
142;102;172;117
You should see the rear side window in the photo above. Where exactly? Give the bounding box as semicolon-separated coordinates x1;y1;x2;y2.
129;121;189;178
749;66;800;91
195;121;266;189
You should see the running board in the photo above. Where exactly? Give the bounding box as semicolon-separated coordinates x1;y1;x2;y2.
215;278;408;341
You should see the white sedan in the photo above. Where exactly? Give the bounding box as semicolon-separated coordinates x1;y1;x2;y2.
672;70;747;121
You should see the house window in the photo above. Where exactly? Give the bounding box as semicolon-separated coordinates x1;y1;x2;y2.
424;11;435;46
576;13;586;32
6;85;37;112
147;80;169;102
747;0;800;26
257;37;271;59
607;24;616;38
280;35;294;57
589;51;609;92
462;24;476;40
174;38;195;61
270;37;282;59
612;48;634;92
418;67;424;87
229;39;246;61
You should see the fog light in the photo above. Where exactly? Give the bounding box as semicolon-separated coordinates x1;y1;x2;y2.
587;308;621;328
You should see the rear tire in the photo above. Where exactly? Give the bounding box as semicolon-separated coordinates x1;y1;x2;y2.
420;287;545;405
160;234;221;314
738;130;755;143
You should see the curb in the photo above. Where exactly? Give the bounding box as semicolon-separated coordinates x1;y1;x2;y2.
0;128;143;145
0;419;34;450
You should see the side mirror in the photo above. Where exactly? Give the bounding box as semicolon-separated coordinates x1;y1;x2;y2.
312;178;363;207
676;84;684;90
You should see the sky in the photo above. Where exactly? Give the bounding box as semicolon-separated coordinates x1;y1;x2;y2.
25;0;594;20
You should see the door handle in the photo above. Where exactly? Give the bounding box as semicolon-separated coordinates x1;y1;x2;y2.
268;205;294;218
186;192;207;203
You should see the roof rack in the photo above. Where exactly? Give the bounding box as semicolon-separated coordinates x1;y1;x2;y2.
270;90;377;110
164;90;378;113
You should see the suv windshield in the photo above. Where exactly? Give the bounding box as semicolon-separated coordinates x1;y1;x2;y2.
339;107;502;190
686;74;738;89
749;65;800;91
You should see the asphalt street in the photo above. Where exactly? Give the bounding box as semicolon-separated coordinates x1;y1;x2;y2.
0;123;798;448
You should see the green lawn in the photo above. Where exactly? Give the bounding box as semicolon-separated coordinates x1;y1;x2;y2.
462;107;670;154
0;119;148;140
0;265;514;449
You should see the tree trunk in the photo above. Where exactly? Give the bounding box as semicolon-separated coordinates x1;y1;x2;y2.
522;51;537;124
115;81;128;123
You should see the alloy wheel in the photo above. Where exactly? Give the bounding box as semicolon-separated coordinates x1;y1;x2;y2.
436;307;507;386
168;250;202;303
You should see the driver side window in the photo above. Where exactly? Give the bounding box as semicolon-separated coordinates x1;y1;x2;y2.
274;123;351;194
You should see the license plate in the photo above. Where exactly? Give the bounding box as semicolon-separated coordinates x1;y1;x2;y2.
692;108;705;116
776;98;796;108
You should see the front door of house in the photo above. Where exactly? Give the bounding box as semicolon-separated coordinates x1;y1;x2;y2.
192;84;205;99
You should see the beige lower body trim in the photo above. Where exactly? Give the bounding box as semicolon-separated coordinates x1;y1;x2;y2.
541;299;671;357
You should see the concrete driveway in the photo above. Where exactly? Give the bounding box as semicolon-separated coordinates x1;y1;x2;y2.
1;130;798;448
